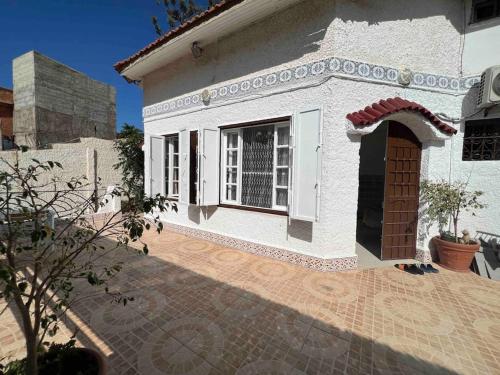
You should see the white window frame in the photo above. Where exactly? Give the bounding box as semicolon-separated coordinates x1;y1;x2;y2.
165;135;179;198
220;120;291;212
273;123;291;211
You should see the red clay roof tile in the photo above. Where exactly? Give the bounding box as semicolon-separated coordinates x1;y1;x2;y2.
346;97;457;135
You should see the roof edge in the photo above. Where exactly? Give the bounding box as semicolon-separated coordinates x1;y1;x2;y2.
114;0;245;75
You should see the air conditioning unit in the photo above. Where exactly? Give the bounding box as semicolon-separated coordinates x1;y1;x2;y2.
477;65;500;109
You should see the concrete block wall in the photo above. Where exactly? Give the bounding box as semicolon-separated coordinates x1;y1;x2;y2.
13;51;116;149
0;138;122;214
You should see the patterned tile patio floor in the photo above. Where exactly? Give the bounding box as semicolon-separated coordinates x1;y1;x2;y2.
2;229;500;374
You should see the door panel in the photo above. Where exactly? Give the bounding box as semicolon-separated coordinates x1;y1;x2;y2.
381;122;422;260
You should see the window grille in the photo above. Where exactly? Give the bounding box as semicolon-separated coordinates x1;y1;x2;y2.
221;120;290;211
471;0;500;23
462;119;500;161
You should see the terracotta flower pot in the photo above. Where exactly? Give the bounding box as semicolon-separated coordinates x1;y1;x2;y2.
78;348;107;375
433;236;480;272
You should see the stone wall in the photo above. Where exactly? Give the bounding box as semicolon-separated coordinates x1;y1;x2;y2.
13;51;116;149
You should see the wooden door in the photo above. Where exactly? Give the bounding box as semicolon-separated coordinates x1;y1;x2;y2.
381;122;422;260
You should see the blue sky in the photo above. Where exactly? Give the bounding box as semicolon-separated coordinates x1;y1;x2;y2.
0;0;209;131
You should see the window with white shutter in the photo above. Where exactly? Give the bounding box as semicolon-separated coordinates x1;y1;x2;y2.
290;108;322;222
164;135;179;198
149;135;165;197
199;128;219;206
220;120;291;212
179;129;190;204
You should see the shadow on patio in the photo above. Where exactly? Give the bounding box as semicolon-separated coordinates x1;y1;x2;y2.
3;229;500;374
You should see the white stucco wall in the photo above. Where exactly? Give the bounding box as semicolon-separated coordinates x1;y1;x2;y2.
144;77;462;260
0;138;122;213
143;0;463;107
140;0;499;261
463;0;500;75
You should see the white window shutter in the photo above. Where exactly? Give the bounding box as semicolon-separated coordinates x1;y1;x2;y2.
149;135;165;197
290;108;322;222
198;128;219;206
179;129;190;204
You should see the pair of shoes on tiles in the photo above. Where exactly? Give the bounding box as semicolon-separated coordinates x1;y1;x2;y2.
395;263;424;275
419;263;439;273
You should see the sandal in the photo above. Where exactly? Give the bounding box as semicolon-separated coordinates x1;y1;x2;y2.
395;264;424;275
420;264;439;273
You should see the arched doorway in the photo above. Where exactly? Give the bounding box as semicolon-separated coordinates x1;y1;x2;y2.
356;121;422;260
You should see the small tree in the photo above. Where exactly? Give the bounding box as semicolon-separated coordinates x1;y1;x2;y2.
420;180;485;243
152;0;219;36
0;150;175;375
114;124;145;209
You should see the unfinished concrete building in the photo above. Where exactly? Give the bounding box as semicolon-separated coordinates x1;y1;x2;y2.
13;51;116;148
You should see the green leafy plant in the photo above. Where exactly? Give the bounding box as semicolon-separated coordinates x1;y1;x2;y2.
1;340;98;375
420;180;486;243
0;149;175;375
152;0;219;36
113;124;145;209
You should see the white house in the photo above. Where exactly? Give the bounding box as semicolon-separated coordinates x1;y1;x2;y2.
115;0;500;271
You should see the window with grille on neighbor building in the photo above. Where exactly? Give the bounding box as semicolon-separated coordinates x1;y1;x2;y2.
471;0;500;23
462;119;500;160
221;120;291;212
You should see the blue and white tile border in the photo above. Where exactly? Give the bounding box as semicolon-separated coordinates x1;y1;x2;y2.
143;55;481;119
164;222;358;272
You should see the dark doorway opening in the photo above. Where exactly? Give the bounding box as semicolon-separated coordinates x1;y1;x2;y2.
356;123;388;260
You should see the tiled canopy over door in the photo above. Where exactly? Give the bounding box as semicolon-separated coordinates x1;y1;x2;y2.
382;122;422;260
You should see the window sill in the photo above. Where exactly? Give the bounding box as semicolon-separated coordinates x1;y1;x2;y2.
218;203;288;216
468;16;500;28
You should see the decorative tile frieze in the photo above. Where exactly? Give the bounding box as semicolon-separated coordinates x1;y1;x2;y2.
164;222;358;272
143;55;481;119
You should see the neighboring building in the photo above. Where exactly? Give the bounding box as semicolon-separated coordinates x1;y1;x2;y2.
115;0;500;271
0;87;14;149
0;52;122;212
13;51;116;149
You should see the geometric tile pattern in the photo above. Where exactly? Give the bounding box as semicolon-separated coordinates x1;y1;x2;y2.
143;55;481;119
165;222;358;272
1;229;499;375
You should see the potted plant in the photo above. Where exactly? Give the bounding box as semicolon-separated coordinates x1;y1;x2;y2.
420;180;485;272
1;340;106;375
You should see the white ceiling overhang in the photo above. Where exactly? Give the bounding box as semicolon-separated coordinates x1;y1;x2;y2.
120;0;303;82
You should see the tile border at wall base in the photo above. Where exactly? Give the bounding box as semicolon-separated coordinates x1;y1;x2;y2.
415;248;433;263
164;222;358;272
